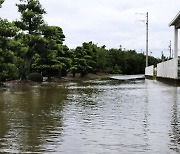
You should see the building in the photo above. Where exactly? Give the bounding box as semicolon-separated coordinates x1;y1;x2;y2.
145;11;180;84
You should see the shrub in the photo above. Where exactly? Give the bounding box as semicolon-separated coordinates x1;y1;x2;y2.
28;72;43;82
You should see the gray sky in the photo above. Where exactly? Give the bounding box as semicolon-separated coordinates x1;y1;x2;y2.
0;0;180;57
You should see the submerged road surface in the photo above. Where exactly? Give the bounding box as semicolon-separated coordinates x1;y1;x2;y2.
0;77;180;153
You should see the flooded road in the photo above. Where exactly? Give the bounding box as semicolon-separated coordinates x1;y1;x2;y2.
0;78;180;153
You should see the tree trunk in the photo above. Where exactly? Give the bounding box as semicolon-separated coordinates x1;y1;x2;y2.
20;50;33;80
58;70;62;79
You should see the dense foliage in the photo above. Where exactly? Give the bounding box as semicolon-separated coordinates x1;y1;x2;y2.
0;0;161;82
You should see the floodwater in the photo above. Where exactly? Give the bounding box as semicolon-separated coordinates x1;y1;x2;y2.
0;77;180;153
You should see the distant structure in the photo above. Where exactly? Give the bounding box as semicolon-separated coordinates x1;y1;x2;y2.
145;11;180;84
169;11;180;59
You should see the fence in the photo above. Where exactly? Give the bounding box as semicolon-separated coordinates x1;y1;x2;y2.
145;65;154;77
157;58;178;79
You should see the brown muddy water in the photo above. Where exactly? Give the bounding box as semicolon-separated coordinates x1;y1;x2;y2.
0;77;180;154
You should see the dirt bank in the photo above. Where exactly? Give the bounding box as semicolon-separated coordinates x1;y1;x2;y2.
1;73;112;88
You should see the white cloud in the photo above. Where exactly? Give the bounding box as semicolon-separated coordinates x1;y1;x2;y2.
0;0;180;57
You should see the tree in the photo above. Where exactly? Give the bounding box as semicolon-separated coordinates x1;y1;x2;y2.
95;46;107;72
105;49;124;74
56;45;73;77
0;19;19;81
82;42;97;73
31;25;71;80
8;33;28;77
15;0;46;80
0;0;4;8
70;42;98;77
70;46;88;77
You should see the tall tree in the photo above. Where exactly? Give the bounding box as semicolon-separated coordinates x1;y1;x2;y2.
0;0;4;8
15;0;46;80
31;25;71;80
0;19;19;81
82;42;97;73
70;45;92;77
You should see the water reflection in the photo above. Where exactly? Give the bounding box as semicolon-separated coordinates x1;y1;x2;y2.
144;80;180;153
1;79;180;153
169;86;180;152
61;80;150;153
62;79;180;153
0;92;7;151
0;84;68;153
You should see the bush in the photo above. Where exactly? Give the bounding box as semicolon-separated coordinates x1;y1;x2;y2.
28;72;43;82
113;65;122;74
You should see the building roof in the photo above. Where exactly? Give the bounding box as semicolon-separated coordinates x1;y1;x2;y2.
169;11;180;28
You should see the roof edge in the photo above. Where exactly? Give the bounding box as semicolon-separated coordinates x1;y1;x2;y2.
169;11;180;27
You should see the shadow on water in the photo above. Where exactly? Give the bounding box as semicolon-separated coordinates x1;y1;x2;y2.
0;84;68;153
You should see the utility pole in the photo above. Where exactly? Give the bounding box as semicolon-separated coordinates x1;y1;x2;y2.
146;12;149;67
169;40;172;59
136;12;149;67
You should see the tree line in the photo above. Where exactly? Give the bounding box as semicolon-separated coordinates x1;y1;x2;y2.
0;0;161;82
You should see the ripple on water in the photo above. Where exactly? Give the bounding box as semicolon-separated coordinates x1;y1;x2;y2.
1;79;180;153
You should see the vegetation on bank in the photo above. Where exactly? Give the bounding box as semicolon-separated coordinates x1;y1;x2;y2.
0;0;161;83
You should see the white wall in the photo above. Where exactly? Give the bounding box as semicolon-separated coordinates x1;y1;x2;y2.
145;65;154;76
157;58;178;79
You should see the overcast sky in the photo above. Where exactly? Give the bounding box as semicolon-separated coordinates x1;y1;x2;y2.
0;0;180;57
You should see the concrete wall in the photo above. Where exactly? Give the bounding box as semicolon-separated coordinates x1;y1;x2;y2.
157;58;178;79
145;65;154;76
